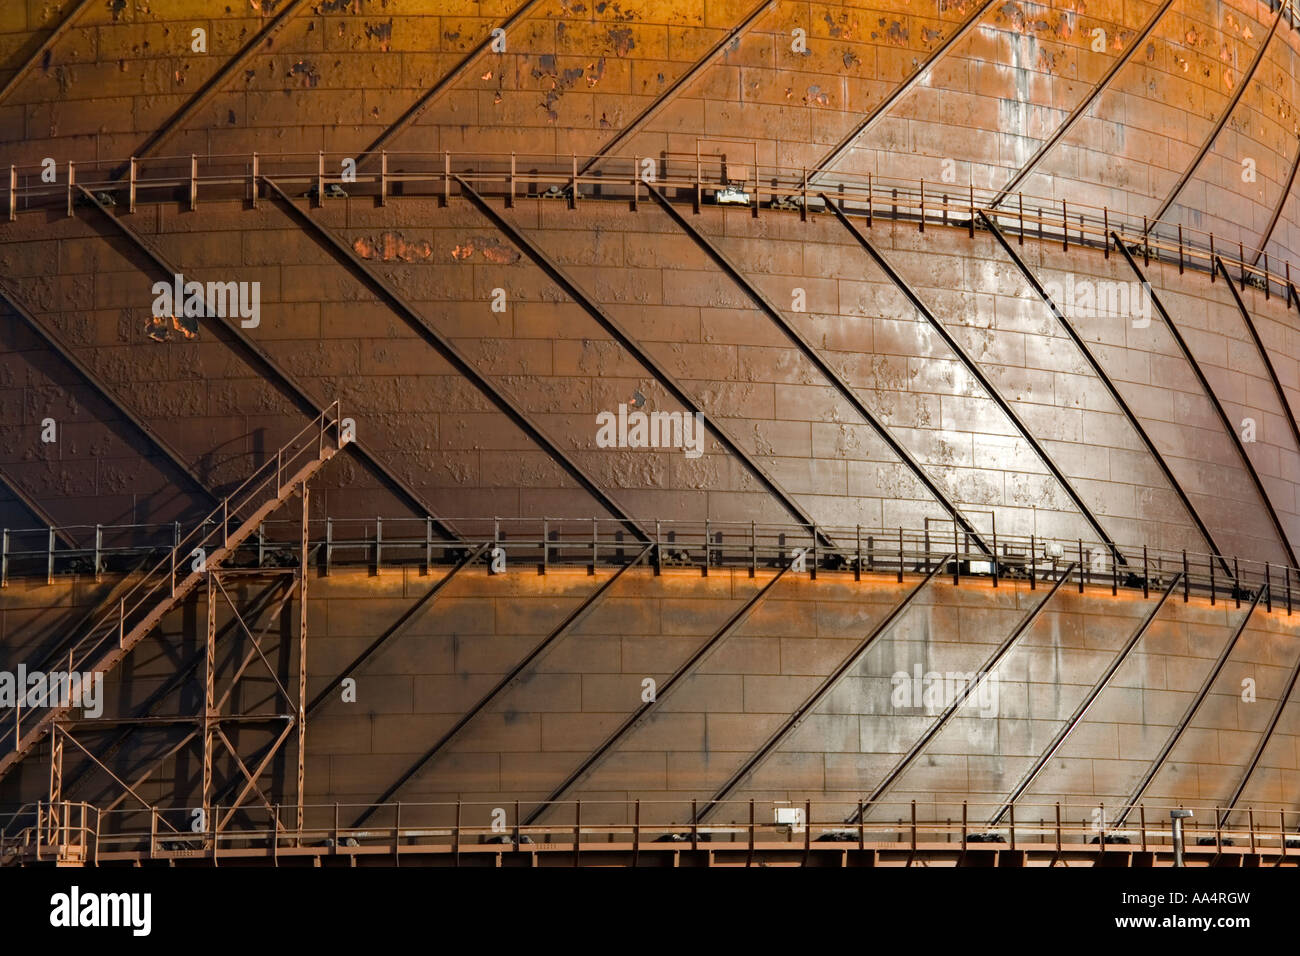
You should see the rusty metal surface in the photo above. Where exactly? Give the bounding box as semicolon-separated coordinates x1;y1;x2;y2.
1;0;1300;842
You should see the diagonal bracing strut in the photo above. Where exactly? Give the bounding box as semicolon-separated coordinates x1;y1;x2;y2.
850;564;1077;821
1114;237;1299;568
980;211;1229;575
987;573;1182;826
696;557;954;823
72;186;461;542
827;197;1127;565
353;545;654;826
648;185;992;556
456;176;838;552
1113;586;1266;827
523;557;797;825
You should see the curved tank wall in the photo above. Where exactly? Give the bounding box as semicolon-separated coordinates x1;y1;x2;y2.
1;0;1300;828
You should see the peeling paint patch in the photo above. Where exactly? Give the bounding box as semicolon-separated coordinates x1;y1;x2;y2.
450;237;521;264
364;19;393;52
289;60;320;87
353;232;434;262
607;27;634;56
106;0;126;21
145;315;199;343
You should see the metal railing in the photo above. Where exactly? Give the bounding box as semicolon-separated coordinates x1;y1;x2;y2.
0;402;342;759
2;514;1295;614
4;797;1297;865
5;149;1300;315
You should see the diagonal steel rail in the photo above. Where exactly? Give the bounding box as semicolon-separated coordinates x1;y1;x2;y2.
696;557;954;823
307;543;490;716
456;176;838;551
988;573;1182;826
1217;635;1300;828
0;0;97;106
1214;256;1300;459
110;0;312;176
1114;585;1266;827
649;185;992;555
981;211;1228;574
989;0;1179;208
1114;236;1299;568
1252;135;1300;267
828;198;1126;565
353;544;653;826
357;0;547;166
1144;3;1285;232
808;0;999;182
850;564;1077;821
262;176;649;543
72;186;461;541
523;557;796;824
0;278;214;505
577;0;776;177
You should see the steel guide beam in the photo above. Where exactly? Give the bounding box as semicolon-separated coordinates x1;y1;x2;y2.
0;279;215;506
1114;585;1266;826
1114;236;1300;568
522;558;797;825
0;462;76;549
1252;135;1300;267
71;187;461;542
827;199;1127;565
1144;3;1286;232
307;543;489;717
852;564;1077;819
0;0;97;107
988;573;1183;826
980;211;1229;575
696;557;954;823
356;0;548;166
455;177;838;552
353;545;654;826
647;185;992;557
1214;256;1300;462
111;0;313;176
1218;634;1300;827
808;0;1000;183
989;0;1180;208
261;177;648;543
576;0;776;178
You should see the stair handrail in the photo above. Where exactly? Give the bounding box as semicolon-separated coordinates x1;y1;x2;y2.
1;401;341;749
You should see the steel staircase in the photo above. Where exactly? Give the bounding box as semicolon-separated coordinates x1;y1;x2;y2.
0;402;344;784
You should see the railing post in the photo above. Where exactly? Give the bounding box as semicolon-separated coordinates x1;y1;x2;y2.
379;150;388;206
189;154;198;210
94;524;102;582
750;519;756;578
325;517;333;576
7;164;15;221
128;157;137;214
1103;207;1109;258
855;524;862;582
1;527;8;588
426;516;433;572
251;152;259;209
375;516;383;574
47;526;55;585
316;150;324;207
508;151;515;208
444;151;451;205
66;161;74;217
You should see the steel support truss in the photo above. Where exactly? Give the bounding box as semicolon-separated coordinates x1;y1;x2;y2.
46;484;313;850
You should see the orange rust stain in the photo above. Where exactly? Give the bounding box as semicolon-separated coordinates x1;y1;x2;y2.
353;232;434;262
